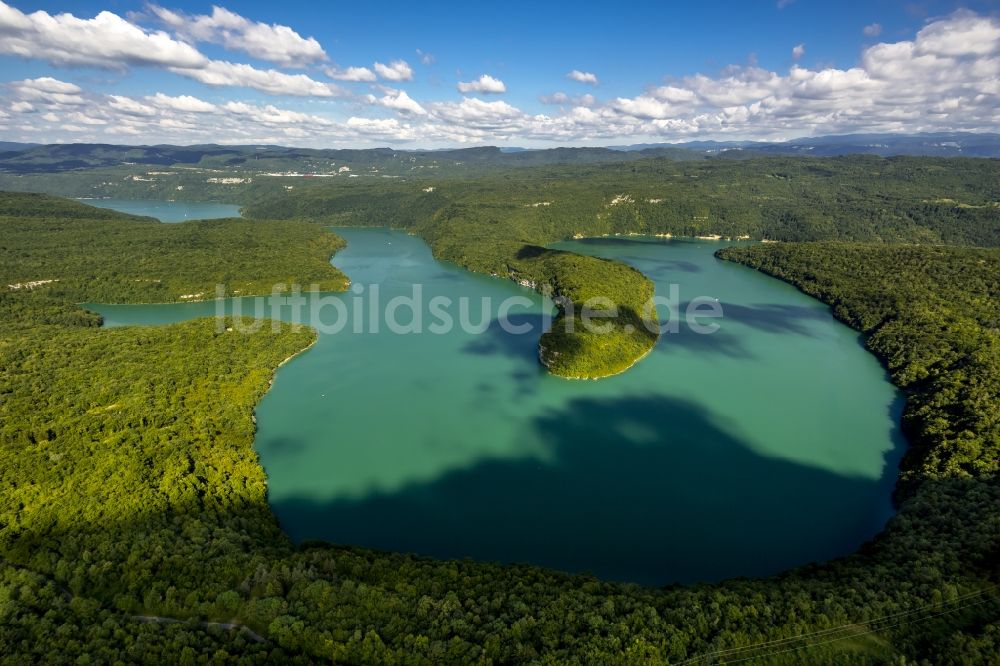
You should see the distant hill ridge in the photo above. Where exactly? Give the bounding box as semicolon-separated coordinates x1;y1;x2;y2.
610;132;1000;157
0;132;997;173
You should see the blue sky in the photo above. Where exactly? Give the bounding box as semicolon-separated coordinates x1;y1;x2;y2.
1;1;999;146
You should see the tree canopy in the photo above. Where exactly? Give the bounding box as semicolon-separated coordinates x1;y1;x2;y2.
1;163;999;663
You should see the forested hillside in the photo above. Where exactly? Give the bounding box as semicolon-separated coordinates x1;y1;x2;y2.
717;243;1000;490
0;193;340;661
0;192;348;303
243;155;1000;378
245;156;1000;247
1;173;999;662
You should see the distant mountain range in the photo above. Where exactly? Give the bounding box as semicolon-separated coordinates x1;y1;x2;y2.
609;132;1000;157
0;133;996;174
0;141;40;153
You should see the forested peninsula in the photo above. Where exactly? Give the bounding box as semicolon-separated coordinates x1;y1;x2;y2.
2;153;999;663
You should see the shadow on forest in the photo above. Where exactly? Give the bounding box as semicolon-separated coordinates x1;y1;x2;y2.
9;469;998;657
515;244;550;260
271;393;904;586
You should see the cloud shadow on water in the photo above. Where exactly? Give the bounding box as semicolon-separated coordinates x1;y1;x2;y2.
271;394;902;587
653;300;849;358
257;436;308;457
461;314;548;396
431;271;464;282
461;314;548;360
622;256;703;274
658;326;754;359
715;302;831;337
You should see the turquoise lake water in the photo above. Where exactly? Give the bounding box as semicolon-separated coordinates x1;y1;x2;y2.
78;198;242;222
90;223;904;586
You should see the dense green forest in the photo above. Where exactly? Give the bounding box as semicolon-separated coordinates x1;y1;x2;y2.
716;243;1000;491
0;192;349;303
244;156;1000;247
243;155;1000;377
1;159;999;664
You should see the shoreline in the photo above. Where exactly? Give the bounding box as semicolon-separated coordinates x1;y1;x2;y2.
253;332;319;428
78;282;349;308
568;231;758;243
543;341;656;381
274;333;319;376
540;332;658;381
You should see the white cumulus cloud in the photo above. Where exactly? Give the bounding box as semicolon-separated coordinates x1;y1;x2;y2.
325;65;377;82
9;77;86;105
66;111;107;125
1;9;998;147
429;97;522;130
376;90;427;115
148;5;327;67
374;60;414;81
0;1;206;69
913;9;1000;57
147;92;218;113
567;70;598;85
539;92;596;106
347;116;414;139
222;101;332;126
0;3;339;98
169;60;342;97
457;74;507;94
108;95;156;116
